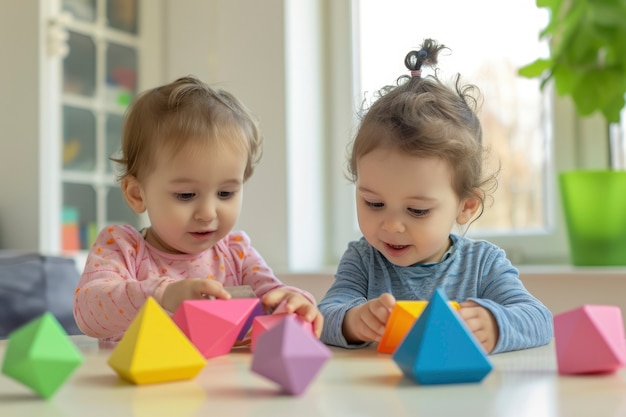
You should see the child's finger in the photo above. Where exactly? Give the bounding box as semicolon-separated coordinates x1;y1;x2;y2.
198;279;231;299
370;297;394;322
312;314;324;338
260;288;288;308
379;293;397;310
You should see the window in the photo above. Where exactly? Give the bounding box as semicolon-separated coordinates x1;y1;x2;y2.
328;0;575;265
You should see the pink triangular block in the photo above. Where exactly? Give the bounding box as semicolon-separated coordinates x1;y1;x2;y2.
251;315;331;395
237;301;265;342
250;313;314;352
554;305;626;374
172;298;261;358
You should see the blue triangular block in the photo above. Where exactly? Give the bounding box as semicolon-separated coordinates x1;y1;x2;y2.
392;288;492;384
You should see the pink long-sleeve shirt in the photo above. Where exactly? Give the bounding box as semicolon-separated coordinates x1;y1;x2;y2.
73;224;312;341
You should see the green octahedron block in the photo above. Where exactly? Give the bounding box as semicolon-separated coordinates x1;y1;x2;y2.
1;312;84;399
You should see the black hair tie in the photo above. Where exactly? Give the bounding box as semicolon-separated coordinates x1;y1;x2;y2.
404;50;428;78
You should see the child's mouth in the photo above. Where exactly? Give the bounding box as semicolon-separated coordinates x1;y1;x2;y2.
191;231;214;240
387;243;408;250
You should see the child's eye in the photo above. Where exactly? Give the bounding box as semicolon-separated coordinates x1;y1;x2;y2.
218;191;236;200
408;208;429;217
365;200;384;208
175;193;196;201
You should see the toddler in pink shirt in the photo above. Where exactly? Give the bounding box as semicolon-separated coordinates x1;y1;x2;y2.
73;76;322;342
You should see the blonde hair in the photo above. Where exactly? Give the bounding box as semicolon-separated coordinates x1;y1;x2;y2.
113;75;263;182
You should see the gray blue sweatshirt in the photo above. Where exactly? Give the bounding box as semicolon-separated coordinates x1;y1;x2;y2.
319;234;553;354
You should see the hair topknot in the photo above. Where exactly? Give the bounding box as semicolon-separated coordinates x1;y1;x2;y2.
347;37;499;226
403;38;448;72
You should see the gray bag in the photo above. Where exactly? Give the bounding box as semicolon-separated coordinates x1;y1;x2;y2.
0;252;82;338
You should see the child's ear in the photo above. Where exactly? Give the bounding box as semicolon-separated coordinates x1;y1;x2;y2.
122;176;147;214
457;194;482;225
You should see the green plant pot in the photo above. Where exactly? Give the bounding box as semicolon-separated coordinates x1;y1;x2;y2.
559;170;626;266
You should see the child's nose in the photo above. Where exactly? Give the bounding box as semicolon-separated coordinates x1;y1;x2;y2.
195;199;217;222
382;215;405;233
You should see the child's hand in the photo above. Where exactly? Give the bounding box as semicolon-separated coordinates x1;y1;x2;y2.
261;288;324;338
458;301;499;353
161;278;231;313
343;293;396;344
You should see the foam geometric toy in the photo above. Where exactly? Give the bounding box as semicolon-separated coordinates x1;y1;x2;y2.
107;297;206;385
250;313;314;352
251;314;331;395
393;288;492;385
1;312;84;399
378;300;460;354
554;304;626;374
235;302;265;343
172;298;261;358
221;286;265;342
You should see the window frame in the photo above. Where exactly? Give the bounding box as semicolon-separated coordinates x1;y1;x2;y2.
325;0;608;266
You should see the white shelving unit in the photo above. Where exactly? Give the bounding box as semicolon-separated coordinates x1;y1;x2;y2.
0;0;162;255
2;1;294;268
59;0;144;251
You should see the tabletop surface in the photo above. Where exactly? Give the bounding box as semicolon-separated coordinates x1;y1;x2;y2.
1;336;625;417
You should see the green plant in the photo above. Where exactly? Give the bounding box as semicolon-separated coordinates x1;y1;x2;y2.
519;0;626;131
519;0;626;266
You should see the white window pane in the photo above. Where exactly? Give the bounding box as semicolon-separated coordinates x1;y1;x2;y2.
356;0;550;235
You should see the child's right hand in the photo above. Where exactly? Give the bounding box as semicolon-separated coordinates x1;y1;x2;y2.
161;278;231;314
342;293;396;344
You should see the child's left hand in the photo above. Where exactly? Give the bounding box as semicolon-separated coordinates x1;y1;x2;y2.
261;288;324;339
458;301;499;353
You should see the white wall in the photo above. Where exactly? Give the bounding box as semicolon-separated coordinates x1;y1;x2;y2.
0;2;43;251
163;0;326;272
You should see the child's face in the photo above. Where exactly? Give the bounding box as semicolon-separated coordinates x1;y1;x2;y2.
135;138;247;255
355;147;475;266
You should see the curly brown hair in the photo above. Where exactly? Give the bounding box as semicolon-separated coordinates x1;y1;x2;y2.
112;75;263;182
348;38;497;213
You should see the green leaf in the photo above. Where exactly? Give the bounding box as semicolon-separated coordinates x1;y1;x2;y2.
518;59;552;78
590;3;626;27
522;0;626;125
537;0;561;13
602;94;625;123
552;64;577;96
571;69;626;119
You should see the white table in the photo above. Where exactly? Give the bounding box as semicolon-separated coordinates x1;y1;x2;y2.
1;336;625;417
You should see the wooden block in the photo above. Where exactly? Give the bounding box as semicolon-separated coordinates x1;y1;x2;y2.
1;312;84;398
224;285;257;299
554;305;626;374
251;315;331;395
107;297;206;384
393;288;492;385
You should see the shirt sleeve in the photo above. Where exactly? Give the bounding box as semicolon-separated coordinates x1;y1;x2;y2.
469;247;554;354
224;232;315;303
318;241;371;348
72;225;175;341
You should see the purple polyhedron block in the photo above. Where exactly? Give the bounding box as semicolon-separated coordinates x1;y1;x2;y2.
554;304;626;374
251;313;314;352
251;315;331;395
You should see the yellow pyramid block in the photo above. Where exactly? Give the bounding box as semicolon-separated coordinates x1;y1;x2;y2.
378;300;460;354
108;297;206;384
